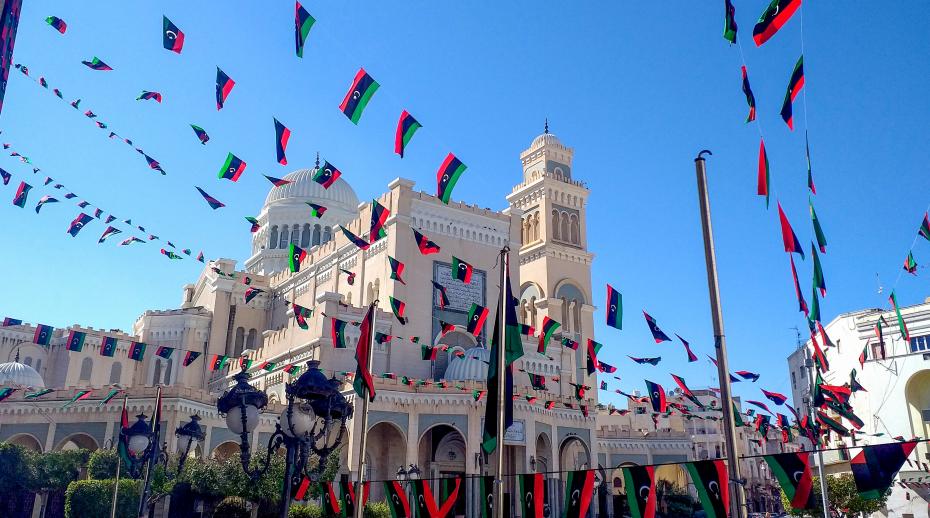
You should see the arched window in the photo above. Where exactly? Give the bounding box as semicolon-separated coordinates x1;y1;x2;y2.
532;213;540;241
23;356;32;366
79;357;93;382
269;226;279;249
561;297;570;333
570;214;579;245
560;212;570;242
373;279;380;302
234;327;245;357
312;225;322;246
300;224;311;247
529;296;537;327
366;283;374;305
279;226;289;249
164;359;173;385
323;227;332;243
290;224;300;245
572;299;582;332
152;361;162;386
109;363;122;384
246;329;257;349
551;210;560;241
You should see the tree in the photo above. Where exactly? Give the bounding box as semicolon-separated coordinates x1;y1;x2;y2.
87;448;121;480
64;479;141;518
780;473;889;517
26;449;89;518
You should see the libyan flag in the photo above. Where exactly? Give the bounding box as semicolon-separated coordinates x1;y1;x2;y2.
352;303;376;402
563;470;595;518
518;473;548;518
851;441;917;500
764;451;815;511
383;481;409;518
481;261;523;455
685;460;729;518
623;465;656;518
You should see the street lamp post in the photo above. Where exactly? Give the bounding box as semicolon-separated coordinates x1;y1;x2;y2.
216;360;353;518
174;415;206;474
124;414;156;477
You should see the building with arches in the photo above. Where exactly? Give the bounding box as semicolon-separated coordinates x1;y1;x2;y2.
788;299;930;517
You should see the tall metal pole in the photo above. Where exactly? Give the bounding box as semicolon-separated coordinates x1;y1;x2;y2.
494;247;510;518
109;448;122;518
693;151;746;518
803;349;830;515
279;440;296;518
138;385;161;518
354;302;378;518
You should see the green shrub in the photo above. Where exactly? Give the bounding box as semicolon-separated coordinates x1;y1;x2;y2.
64;479;141;518
213;496;252;518
86;449;119;480
364;501;391;518
289;503;322;518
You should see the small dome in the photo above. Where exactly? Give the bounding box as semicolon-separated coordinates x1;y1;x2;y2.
0;361;45;389
444;347;490;381
531;132;563;149
263;167;359;212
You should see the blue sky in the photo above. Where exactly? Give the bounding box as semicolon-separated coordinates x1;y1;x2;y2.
1;2;928;407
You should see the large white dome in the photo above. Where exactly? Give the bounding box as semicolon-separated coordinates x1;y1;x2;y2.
0;361;44;389
263;167;359;212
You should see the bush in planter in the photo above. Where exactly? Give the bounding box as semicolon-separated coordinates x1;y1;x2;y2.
64;479;141;518
364;501;391;518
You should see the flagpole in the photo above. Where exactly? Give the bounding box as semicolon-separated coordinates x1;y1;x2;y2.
354;302;378;518
138;386;162;518
803;347;830;515
693;152;746;518
111;396;127;518
494;247;509;518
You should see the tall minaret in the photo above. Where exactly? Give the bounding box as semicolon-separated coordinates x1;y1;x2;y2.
506;123;597;395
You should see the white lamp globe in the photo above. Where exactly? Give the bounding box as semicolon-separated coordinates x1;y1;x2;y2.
128;434;150;456
226;404;260;434
281;403;316;438
177;434;194;454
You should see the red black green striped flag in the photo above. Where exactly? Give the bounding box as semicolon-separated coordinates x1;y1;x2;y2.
436;477;460;518
816;410;849;437
643;311;671;343
82;57;112;71
136;91;162;103
752;0;801;46
339;68;379;124
606;283;622;330
780;55;804;130
481;262;522;455
66;330;86;351
46;16;67;34
182;351;200;366
195;186;225;209
466;303;489;336
412;229;440;254
564;470;595;518
244;287;263;304
190;124;209;145
369;199;389;242
476;476;494;518
163;16;184;54
741;66;756;122
288;243;306;273
432;281;449;309
245;217;260;233
410;480;439;517
100;336;117;357
421;344;437;360
436;153;467;204
645;380;667;413
306;202;326;218
155;346;174;359
518;473;547;518
215;67;234;109
622;465;656;518
264;175;291;187
62;389;92;408
12;181;31;208
331;318;349;348
389;256;405;284
451;256;473;283
0;388;14;402
723;0;737;43
321;483;340;515
778;202;804;258
217;152;246;181
765;451;814;510
757;139;770;207
294;303;312;329
383;480;409;518
851;441;917;500
790;255;808;315
394;110;421;158
686;460;729;518
128;341;146;361
537;316;560;354
586;339;603;375
806;132;816;194
812;243;826;295
889;291;909;341
209;354;227;371
904;252;918;274
339;225;370;250
389;297;407;325
294;2;315;58
676;334;698;363
671;374;704;409
273;118;290;165
312;160;341;188
919;212;930;241
25;388;53;399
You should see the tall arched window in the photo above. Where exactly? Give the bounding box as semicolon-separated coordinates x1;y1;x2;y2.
290;224;300;245
312;225;322;246
302;224;312;247
246;329;257;349
164;359;173;385
152;361;162;386
561;297;570;333
572;299;582;332
532;213;540;241
79;358;93;382
279;226;289;249
234;327;245;357
551;211;560;241
569;214;579;244
269;226;279;249
109;363;122;384
366;283;374;305
322;227;332;243
560;213;570;242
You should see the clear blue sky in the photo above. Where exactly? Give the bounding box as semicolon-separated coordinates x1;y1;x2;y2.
2;1;928;407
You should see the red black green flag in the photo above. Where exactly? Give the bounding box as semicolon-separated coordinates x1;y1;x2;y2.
331;318;349;348
163;16;184;54
273;118;290;165
313;160;341;188
686;460;729;518
851;441;917;500
82;57;112;71
128;342;146;361
757;139;770;207
623;465;656;518
436;153;467;204
410;480;439;518
217;152;246;181
762;389;788;405
294;2;315;58
369;199;390;242
436;477;460;518
676;334;698;362
645;380;667;413
289;243;306;273
812;243;826;295
431;281;449;308
283;364;300;375
195;186;225;209
321;482;340;516
339;480;369;517
100;336;117;357
450;256;474;283
764;451;814;510
805;132;816;194
889;290;909;341
244;287;263;304
606;283;622;330
780;55;804;130
339;225;370;250
389;256;406;284
209;354;227;371
561;337;579;350
752;0;801;46
738;66;757;124
46;16;67;34
643;311;671;343
671;374;704;409
412;229;440;254
466;303;489;336
383;480;409;518
190;124;209;145
307;202;326;218
215;67;234;110
439;321;455;336
858;344;868;369
904;251;918;275
778;202;805;258
294;303;312;330
339;68;379;124
723;0;738;43
353;303;376;402
12;181;30;208
0;388;15;402
564;470;595;518
476;475;495;518
182;351;200;366
66;330;86;351
394;110;422;158
586;339;603;375
136;90;162;103
481;262;522;455
629;356;661;366
816;411;849;437
537;316;560;354
389;297;407;325
421;344;437;361
919;212;930;241
245;217;260;233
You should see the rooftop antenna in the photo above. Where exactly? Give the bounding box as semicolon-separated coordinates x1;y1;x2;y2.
875;273;883;295
315;152;320;168
790;326;803;349
543;118;549;134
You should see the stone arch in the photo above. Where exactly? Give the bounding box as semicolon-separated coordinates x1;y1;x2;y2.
55;433;99;452
905;369;930;440
551;210;560;241
234;327;245;357
290;224;300;245
312;224;322;246
279;225;289;249
532;213;540;241
79;357;93;382
534;432;552;473
269;226;278;249
555;280;588;308
212;441;240;460
323;226;332;243
559;436;590;474
246;329;257;349
569;214;579;244
8;433;43;452
300;224;311;247
559;211;570;241
418;424;466;481
367;422;407;501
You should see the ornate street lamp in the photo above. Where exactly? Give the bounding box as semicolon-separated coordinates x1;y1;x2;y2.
216;360;353;518
123;414;155;478
175;414;206;473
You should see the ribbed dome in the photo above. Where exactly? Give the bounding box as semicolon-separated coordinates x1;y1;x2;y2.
531;132;563;149
0;361;45;389
264;167;359;211
444;347;489;381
